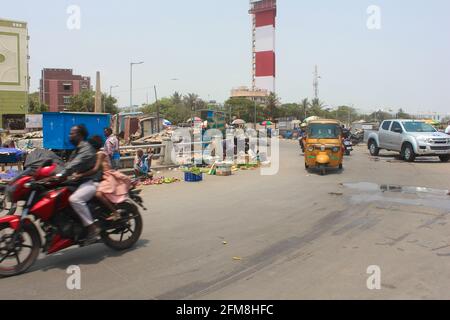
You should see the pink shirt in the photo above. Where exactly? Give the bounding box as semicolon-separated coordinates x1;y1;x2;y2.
104;135;119;157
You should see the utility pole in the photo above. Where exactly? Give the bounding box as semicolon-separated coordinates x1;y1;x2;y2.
313;65;321;100
154;85;160;132
254;99;257;130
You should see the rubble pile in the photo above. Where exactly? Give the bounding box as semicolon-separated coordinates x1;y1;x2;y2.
132;128;175;145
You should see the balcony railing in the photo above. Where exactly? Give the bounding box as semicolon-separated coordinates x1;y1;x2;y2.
249;0;276;14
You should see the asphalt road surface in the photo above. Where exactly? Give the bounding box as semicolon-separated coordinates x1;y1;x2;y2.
1;140;450;299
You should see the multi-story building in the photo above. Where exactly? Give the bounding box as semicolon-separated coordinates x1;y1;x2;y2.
0;18;29;129
230;86;268;104
40;68;90;112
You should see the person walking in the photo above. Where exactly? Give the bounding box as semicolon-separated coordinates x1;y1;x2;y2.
104;128;121;169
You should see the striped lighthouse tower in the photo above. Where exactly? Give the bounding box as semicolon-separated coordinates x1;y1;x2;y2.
249;0;277;94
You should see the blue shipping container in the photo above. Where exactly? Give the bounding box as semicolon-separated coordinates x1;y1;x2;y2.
43;112;111;150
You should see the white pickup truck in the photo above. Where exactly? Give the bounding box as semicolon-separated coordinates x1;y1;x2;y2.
367;119;450;162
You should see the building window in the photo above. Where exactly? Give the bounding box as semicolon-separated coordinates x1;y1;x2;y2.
63;96;71;105
63;83;72;91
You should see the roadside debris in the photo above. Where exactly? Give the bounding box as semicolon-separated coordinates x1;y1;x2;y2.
143;177;180;186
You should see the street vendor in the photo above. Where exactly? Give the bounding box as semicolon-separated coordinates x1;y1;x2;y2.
134;148;153;179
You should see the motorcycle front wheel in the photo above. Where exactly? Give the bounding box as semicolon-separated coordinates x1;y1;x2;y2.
101;201;143;251
0;221;41;277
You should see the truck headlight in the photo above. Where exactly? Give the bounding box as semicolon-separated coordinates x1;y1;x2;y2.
332;147;340;153
308;146;314;152
320;145;326;151
416;137;429;144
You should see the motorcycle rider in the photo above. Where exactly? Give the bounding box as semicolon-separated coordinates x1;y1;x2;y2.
341;125;351;139
54;125;100;243
299;123;308;152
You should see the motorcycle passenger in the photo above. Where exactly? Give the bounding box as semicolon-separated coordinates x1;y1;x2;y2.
73;135;132;222
56;125;100;243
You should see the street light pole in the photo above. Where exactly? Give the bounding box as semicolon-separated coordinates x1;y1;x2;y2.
254;99;257;130
130;61;144;112
154;85;160;133
110;85;119;97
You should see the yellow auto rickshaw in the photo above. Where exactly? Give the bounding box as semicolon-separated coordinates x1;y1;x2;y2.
304;119;344;175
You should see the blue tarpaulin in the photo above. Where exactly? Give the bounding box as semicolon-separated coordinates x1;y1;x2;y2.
0;148;24;163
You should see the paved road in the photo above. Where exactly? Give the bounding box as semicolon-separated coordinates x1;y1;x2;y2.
1;140;450;299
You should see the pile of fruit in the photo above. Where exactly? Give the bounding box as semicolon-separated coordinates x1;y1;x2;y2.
237;163;260;170
143;177;180;186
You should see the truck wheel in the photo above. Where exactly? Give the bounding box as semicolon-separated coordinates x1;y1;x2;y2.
369;140;380;156
402;143;416;162
439;155;450;162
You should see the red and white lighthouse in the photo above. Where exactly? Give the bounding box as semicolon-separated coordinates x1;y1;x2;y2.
249;0;277;94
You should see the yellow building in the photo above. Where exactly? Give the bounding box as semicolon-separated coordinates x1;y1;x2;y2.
0;18;29;129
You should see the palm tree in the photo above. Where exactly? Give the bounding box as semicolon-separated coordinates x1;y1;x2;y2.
171;91;182;105
309;98;325;117
183;93;199;111
300;98;309;121
264;92;280;120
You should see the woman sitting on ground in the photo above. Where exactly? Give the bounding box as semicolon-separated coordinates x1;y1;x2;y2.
134;148;153;179
73;135;132;221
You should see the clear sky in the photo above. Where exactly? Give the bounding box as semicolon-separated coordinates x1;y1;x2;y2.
2;0;450;113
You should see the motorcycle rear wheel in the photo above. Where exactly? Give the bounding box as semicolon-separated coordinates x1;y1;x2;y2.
101;202;143;251
0;221;41;277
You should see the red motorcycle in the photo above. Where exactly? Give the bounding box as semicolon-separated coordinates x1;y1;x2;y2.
0;161;145;277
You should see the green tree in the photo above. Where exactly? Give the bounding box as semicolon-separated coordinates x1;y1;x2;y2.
396;108;411;119
183;93;200;111
369;110;393;122
278;103;301;119
334;105;359;124
142;97;190;125
225;97;265;123
309;98;326;117
67;90;118;114
263;92;280;120
171;91;183;105
28;92;49;114
300;98;309;121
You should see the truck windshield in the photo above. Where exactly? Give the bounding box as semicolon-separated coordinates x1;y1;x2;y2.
402;122;436;133
308;124;340;139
